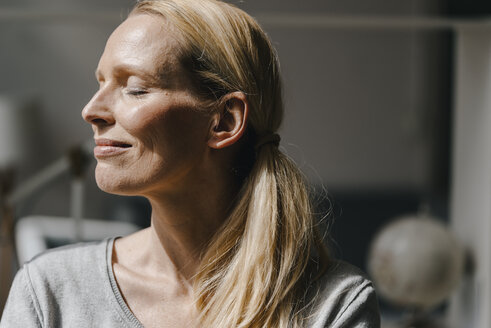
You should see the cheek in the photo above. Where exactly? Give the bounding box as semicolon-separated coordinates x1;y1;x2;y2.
119;100;212;155
118;102;157;137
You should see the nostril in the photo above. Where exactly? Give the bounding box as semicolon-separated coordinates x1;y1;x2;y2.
91;118;109;125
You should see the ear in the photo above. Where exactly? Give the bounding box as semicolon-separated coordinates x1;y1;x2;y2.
208;91;249;149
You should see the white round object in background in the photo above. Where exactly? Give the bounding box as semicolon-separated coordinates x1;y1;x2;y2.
368;215;464;309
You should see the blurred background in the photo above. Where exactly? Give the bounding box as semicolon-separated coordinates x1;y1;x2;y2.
1;0;490;327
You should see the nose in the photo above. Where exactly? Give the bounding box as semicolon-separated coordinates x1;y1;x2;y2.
82;88;115;126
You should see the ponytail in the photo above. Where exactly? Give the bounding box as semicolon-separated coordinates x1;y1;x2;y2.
194;142;328;327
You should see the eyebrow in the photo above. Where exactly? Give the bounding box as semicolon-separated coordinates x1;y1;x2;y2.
94;64;161;84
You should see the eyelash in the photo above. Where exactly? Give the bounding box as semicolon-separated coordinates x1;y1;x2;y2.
126;89;148;97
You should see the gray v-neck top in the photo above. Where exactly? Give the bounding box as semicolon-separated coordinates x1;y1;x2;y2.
0;238;380;327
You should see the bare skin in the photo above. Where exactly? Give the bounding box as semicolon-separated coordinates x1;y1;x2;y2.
82;13;248;328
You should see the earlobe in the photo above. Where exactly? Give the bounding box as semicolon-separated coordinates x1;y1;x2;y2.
208;92;249;149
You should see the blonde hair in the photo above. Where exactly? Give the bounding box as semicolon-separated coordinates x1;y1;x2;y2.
133;1;329;326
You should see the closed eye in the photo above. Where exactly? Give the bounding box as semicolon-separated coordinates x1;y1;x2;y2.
126;89;148;97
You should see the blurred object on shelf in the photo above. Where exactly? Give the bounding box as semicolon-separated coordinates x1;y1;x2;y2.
368;209;465;327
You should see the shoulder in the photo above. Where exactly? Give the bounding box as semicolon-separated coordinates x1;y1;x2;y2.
305;260;381;328
1;239;113;327
317;260;374;296
25;238;110;283
22;239;111;303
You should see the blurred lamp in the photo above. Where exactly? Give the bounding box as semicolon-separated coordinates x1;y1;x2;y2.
0;95;29;310
0;96;29;169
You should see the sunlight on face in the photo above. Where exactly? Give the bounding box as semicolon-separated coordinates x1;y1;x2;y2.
82;14;213;197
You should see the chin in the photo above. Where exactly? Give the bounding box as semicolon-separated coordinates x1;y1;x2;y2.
95;166;144;196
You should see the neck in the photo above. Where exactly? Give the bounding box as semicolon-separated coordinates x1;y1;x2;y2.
143;169;240;281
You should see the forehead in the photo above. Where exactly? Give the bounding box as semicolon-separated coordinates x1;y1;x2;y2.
98;14;181;76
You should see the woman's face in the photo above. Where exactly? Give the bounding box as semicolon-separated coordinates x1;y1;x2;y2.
82;14;213;196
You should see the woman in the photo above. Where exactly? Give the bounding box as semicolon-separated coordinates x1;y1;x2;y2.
1;0;380;327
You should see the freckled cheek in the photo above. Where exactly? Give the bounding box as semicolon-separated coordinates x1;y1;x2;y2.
116;100;211;154
113;104;165;150
118;104;158;133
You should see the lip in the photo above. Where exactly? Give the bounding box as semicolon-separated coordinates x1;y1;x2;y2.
94;138;132;157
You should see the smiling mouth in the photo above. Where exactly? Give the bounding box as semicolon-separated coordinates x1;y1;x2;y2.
95;139;132;148
94;138;132;157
